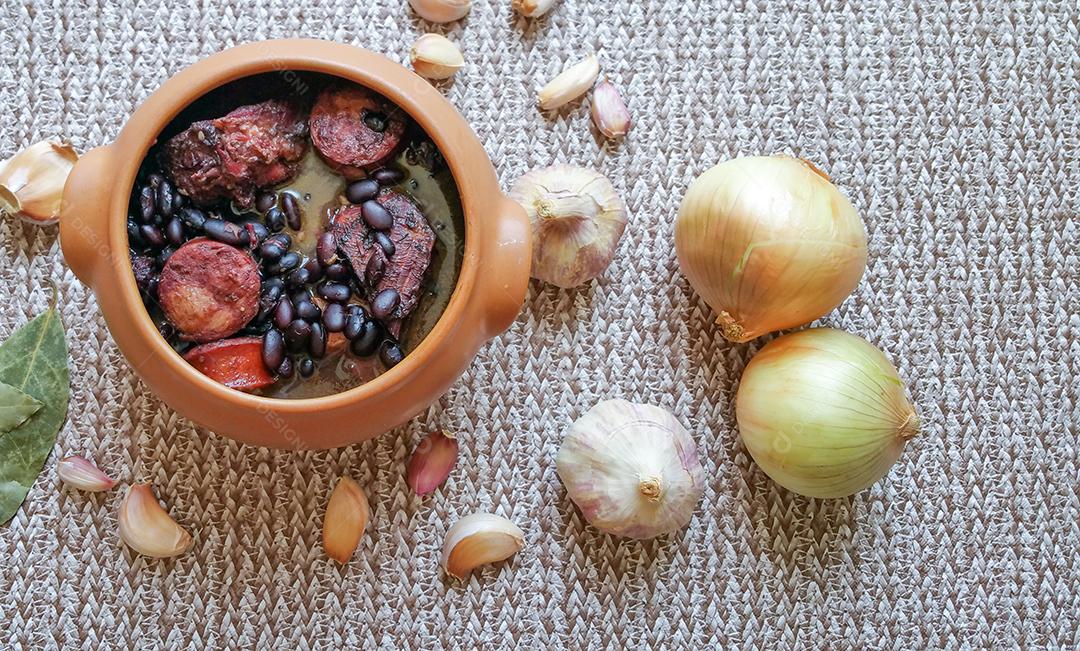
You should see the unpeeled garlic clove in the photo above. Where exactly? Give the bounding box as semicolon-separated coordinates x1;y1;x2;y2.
410;34;465;80
323;476;370;564
513;0;558;17
441;512;524;579
407;430;459;495
537;55;600;111
407;0;471;23
58;455;117;492
118;484;193;558
0;140;78;225
590;79;632;139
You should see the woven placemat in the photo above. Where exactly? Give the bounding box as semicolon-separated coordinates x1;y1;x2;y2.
1;1;1077;648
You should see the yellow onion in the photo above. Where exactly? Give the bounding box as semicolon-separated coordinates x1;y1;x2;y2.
736;328;919;498
675;156;867;342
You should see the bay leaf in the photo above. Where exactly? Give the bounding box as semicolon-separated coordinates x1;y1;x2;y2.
0;380;42;432
0;293;70;525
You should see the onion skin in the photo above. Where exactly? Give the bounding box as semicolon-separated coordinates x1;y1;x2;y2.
735;328;919;498
675;156;868;342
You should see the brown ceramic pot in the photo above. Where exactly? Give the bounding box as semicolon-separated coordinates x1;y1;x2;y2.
59;39;530;449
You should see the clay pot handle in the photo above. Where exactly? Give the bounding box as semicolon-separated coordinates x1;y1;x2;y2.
475;197;531;337
59;145;114;288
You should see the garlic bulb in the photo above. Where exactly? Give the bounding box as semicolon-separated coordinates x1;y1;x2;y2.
556;400;705;539
407;0;471;23
736;328;920;498
410;33;464;80
442;512;525;578
0;140;78;225
675;155;867;342
513;0;558;17
118;484;193;558
508;164;628;288
537;55;600;111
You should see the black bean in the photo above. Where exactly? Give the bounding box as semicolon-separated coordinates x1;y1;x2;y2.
361;200;393;231
263;276;285;297
148;173;165;189
363;111;387;132
343;314;364;340
308;322;327;359
273;297;294;330
282;192;303;230
345;179;380;204
127;218;143;246
266;206;286;232
371;288;400;320
278;356;295;379
269;251;302;275
139;186;156;223
298;357;316;378
180;207;207;230
139;224;166;249
267;233;292;249
323;302;346;333
373;167;404;186
316;232;338;266
324;262;350;281
286;267;310;288
255;192;277;213
156;180;175;218
374;232;395;257
285;319;312;347
247;221;270;244
347;304;366;318
290;289;312;305
317;282;350;303
259;239;287;262
365;255;386;286
350;320;381;356
156;245;175;268
204;218;249;247
379;341;404;367
262;329;285;370
296;300;321;321
303;258;324;282
165;218;184;245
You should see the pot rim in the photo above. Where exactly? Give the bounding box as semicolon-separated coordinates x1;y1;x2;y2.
108;38;488;412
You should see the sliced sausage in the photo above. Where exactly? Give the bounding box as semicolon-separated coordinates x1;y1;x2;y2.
309;84;406;179
158;238;261;342
160;99;308;209
183;337;275;391
331;189;436;321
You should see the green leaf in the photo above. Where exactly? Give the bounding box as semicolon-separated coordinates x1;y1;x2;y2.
0;381;42;432
0;292;70;525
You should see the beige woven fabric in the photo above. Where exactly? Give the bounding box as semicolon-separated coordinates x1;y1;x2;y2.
1;0;1078;649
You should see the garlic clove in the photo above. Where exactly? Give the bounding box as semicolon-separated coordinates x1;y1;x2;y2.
117;484;193;558
537;55;600;111
441;512;525;579
513;0;558;17
322;476;370;564
407;0;471;23
407;430;459;495
508;164;628;288
556;400;705;539
590;79;632;139
0;140;78;225
58;455;117;492
410;34;465;80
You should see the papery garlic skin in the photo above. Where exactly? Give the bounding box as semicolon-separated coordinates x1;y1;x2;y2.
736;328;920;499
441;512;525;578
58;455;117;492
556;400;705;539
513;0;558;17
410;33;465;79
118;484;193;558
407;0;471;23
0;140;78;225
323;476;370;563
508;164;628;288
537;55;600;110
675;156;867;342
590;79;632;139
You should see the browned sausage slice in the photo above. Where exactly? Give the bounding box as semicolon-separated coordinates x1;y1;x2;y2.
158;238;261;342
310;84;406;179
183;337;275;391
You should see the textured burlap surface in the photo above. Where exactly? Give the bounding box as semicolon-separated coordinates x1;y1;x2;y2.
1;1;1077;649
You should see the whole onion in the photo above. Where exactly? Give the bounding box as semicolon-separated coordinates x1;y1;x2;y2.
736;328;920;498
675;155;868;342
